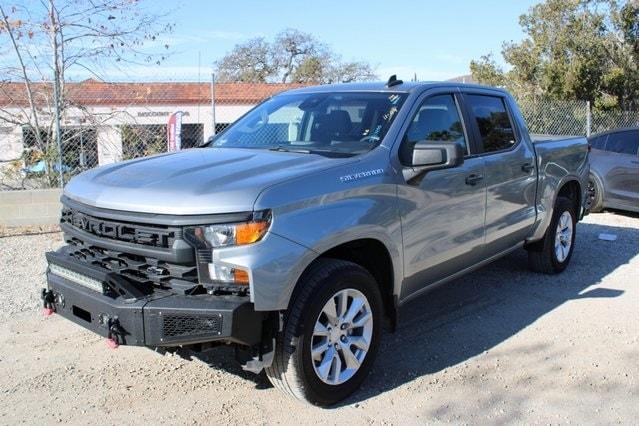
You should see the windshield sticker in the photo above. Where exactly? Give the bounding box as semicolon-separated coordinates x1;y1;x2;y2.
340;168;384;183
371;124;382;138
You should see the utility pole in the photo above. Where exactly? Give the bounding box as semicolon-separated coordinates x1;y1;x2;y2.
49;0;64;187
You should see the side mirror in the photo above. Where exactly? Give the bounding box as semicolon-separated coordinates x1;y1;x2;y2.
411;140;464;170
200;135;216;147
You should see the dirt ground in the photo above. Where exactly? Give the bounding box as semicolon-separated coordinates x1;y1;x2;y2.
0;211;638;424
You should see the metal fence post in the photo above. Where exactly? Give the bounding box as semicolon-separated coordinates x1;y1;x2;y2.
50;0;64;188
52;80;63;188
586;100;591;137
210;72;216;136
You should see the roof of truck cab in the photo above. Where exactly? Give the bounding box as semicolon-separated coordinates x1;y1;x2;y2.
281;81;506;94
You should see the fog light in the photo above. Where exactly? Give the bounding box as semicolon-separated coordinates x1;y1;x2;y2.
232;269;249;284
208;263;249;285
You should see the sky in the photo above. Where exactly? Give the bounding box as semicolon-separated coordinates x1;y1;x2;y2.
9;0;541;82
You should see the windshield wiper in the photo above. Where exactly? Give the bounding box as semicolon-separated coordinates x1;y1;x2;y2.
268;145;312;154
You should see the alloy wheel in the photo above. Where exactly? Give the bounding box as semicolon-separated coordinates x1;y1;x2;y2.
554;211;574;262
310;288;373;385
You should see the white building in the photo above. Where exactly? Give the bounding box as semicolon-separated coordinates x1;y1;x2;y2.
0;80;299;170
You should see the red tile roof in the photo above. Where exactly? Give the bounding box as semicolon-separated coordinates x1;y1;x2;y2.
0;80;306;107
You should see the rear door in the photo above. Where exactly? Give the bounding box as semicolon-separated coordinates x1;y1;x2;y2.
602;130;639;209
463;92;537;255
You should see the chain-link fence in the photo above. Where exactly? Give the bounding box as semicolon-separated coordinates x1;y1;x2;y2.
516;97;590;136
515;96;639;137
2;82;639;191
591;109;639;135
0;79;295;190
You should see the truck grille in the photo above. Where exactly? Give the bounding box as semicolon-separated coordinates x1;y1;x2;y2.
65;236;198;287
61;207;180;249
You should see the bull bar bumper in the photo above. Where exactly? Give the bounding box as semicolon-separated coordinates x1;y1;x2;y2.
43;251;265;348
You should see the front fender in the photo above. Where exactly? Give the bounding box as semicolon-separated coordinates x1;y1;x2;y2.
250;150;405;310
268;184;404;304
213;183;404;312
211;232;318;311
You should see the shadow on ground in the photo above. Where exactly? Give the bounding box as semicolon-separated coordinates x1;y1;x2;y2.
195;220;639;404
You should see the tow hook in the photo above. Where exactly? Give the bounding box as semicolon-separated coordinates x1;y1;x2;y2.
106;317;125;349
41;289;55;317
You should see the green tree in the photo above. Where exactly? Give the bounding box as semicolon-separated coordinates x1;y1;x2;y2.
291;56;326;83
470;0;639;110
469;54;506;87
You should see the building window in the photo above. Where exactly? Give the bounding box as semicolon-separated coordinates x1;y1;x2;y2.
181;123;204;148
215;123;231;134
62;127;98;169
121;125;167;159
21;126;98;171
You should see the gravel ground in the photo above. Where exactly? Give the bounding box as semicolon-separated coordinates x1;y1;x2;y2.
0;211;638;424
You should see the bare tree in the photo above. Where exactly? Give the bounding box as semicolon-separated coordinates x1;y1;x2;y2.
0;0;172;188
215;28;377;84
326;59;377;84
215;38;275;83
274;28;321;83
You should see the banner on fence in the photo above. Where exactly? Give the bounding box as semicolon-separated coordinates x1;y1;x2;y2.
167;111;183;152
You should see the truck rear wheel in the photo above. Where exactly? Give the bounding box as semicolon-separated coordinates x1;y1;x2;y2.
527;196;576;274
265;258;382;406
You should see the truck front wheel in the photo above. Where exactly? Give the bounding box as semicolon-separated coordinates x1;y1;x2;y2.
265;259;383;406
527;196;577;274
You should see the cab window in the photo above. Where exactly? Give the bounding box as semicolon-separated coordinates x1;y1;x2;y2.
401;95;467;163
467;95;516;153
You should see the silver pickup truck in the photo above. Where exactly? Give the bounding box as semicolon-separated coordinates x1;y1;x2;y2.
43;79;589;406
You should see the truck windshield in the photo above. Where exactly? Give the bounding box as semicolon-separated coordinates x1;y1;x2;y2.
210;92;407;156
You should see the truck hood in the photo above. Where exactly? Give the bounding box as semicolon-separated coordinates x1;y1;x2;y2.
64;148;354;215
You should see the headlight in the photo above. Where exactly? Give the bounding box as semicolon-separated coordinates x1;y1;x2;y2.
183;212;271;287
185;213;271;249
200;221;269;248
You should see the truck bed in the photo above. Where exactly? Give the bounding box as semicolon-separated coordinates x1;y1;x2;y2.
528;134;590;242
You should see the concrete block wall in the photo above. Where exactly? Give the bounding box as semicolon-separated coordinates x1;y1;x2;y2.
0;189;62;227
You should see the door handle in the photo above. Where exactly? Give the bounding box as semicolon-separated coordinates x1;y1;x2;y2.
465;173;484;186
521;162;534;173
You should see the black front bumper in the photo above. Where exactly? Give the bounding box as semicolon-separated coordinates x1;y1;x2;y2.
44;251;265;348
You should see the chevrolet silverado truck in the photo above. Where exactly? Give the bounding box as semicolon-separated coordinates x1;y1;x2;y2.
43;78;590;406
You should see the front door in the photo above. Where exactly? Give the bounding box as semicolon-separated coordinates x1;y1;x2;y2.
397;93;487;299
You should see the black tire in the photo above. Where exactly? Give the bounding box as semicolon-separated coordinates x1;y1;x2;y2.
265;258;383;406
527;196;577;274
588;173;604;213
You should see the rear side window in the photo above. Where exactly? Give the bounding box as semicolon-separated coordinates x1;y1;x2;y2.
605;131;639;156
467;95;516;153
